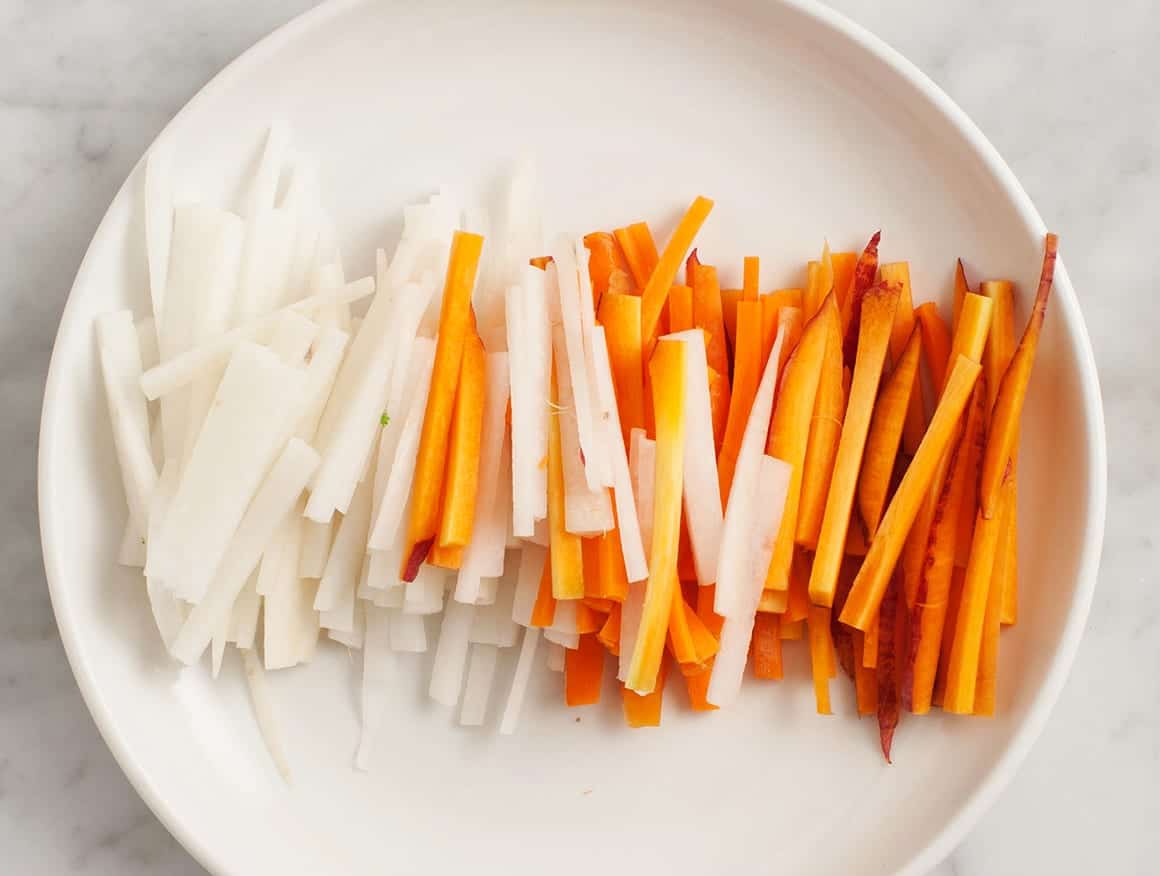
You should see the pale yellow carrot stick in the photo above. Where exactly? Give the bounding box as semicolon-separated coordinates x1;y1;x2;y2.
548;362;584;599
401;231;484;580
639;197;714;345
626;339;686;693
979;234;1058;518
973;474;1013;716
857;327;922;539
808;282;901;607
839;355;982;630
796;300;845;548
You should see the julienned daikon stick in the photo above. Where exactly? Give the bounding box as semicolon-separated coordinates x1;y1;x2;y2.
158;205;246;465
241;648;292;784
714;318;792;619
96;311;158;536
664;330;724;587
118;522;146;568
454;352;511;603
298;519;334;580
589;327;648;583
429;599;475;706
143;140;173;329
228;572;261;649
499;626;541;735
236;208;296;320
403;566;446;616
150;342;306;602
707;454;792;708
551;237;609;492
470;570;519;647
263;509;321;670
512;545;546;627
507;266;551;536
140;276;372;400
241;122;290;219
315;453;374;615
366;340;437;552
619;429;655;681
459;644;500;726
356;606;395;771
169;438;320;664
388;610;428;652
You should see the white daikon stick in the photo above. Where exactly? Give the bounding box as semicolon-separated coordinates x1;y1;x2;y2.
706;454;792;708
139;276;371;401
388;610;427;653
96;311;158;536
511;544;546;627
266;309;318;365
574;236;616;491
146;576;185;651
169;439;319;664
118;522;146;568
356;606;394;771
144;460;177;581
150;343;306;602
476;576;499;606
235;207;296;322
384;275;438;415
241;122;290;219
362;549;398;592
619;429;655;681
136;317;159;372
429;600;475;705
263;515;320;670
143;140;173;327
507;266;550;536
470;569;519;647
714;320;792;619
403;566;445;616
327;598;365;650
295;326;350;442
548;242;608;492
545;641;566;672
589;326;648;583
315;454;375;617
298;519;334;579
664;329;724;586
227;570;261;650
459;644;499;727
499;625;540;735
241;648;292;785
454;353;510;603
366;340;436;551
545;597;579;650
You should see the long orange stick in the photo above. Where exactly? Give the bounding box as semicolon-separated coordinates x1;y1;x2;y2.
914;302;952;395
879;262;926;456
564;633;605;706
598;292;645;444
640;197;714;344
547;363;584;599
614;222;659;291
436;330;486;551
718;299;762;502
691;262;731;379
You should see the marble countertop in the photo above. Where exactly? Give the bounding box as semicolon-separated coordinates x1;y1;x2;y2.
2;1;1155;873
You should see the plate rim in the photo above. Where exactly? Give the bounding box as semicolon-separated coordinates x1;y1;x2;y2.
37;1;1108;874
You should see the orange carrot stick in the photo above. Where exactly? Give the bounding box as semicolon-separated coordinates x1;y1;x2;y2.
626;339;686;693
668;283;693;333
614;222;659;291
575;601;605;635
903;383;984;714
401;231;484;580
807;603;834;714
852;630;878;716
999;479;1019;626
718;299;762;502
621;660;667;727
914;302;952;394
762;296;836;594
979;234;1059;519
760;289;804;365
857;326;922;538
565;633;605;706
839;355;982;630
640;196;714;345
547;363;584;599
530;550;557;628
751;612;784;679
808;281;900;607
973;474;1012;716
584;231;633;305
862;614;879;669
952;258;971;332
437;330;486;550
879;262;926;456
742;255;760;300
803;244;834;321
839;232;882;366
595;526;630;602
830;251;858;314
707;367;730;452
796;301;846;549
721;288;743;351
598;603;622;654
668;583;698;665
690;262;730;377
584;597;615;613
598;292;645;444
783;548;812;624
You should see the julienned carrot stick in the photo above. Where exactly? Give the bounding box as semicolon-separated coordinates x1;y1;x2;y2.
808;281;900;607
640;197;714;345
807;603;834;714
743;256;760;300
783;548;811;624
914;302;952;394
839;355;982;630
593;526;630;602
853;630;878;715
584;232;634;304
903;383;985;714
803;244;834;321
401;230;484;581
762;295;836;594
575;601;605;634
876;571;902;763
691;262;730;379
756;588;787;613
668;284;693;333
547;364;584;599
933;566;965;707
761;289;804;366
707;368;730;452
564;633;605;706
952;258;971;332
530;550;557;628
598;603;622;654
879;262;926;456
598;292;645;444
722;289;742;348
436;330;486;551
626;340;686;693
668;582;698;664
621;660;667;727
862;614;879;669
796;300;846;549
584;597;615;613
973;475;1012;716
840;232;882;367
830;251;857;312
979;234;1059;518
999;477;1020;626
718;300;762;502
615;222;659;291
751;612;783;679
857;326;922;539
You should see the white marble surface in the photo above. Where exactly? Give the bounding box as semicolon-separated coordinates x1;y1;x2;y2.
1;1;1155;873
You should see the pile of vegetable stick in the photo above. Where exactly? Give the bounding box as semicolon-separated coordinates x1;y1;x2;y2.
98;126;1058;773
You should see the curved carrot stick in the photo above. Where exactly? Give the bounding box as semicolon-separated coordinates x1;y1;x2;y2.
840;232;882;367
914;302;952;394
584;231;633;304
640;196;714;344
614;222;659;291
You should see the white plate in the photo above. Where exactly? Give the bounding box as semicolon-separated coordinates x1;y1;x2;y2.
39;1;1106;874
